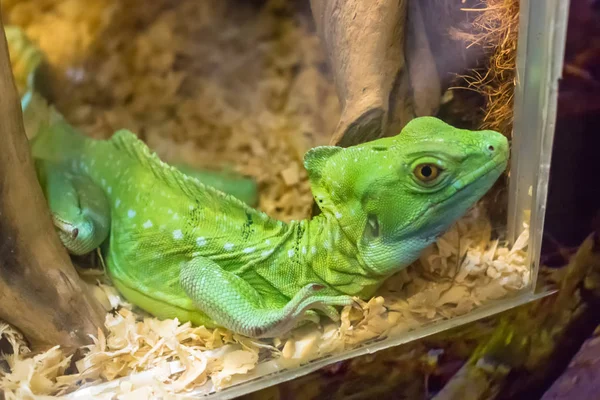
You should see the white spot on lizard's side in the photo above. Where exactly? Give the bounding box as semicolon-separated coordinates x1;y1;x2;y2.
288;249;295;258
128;209;136;218
173;230;183;240
261;249;273;257
115;199;121;208
143;220;153;229
302;246;307;254
311;246;317;254
335;212;343;219
243;247;255;254
189;205;195;210
173;213;180;220
265;239;271;245
107;186;112;194
224;243;234;251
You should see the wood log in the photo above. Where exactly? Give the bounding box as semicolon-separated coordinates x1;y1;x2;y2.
309;0;410;147
0;17;105;352
308;0;441;148
404;0;440;118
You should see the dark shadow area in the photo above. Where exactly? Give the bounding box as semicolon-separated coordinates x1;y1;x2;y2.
541;0;600;265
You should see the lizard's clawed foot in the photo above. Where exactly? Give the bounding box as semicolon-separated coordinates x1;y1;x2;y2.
181;257;355;338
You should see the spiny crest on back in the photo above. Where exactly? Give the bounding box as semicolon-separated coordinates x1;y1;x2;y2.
109;129;272;221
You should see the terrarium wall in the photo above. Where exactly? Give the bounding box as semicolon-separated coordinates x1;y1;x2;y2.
0;0;534;397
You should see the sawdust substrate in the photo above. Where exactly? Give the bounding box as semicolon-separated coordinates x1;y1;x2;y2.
0;0;530;398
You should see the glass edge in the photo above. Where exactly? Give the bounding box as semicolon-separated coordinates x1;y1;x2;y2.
508;0;571;293
185;290;554;399
506;0;531;245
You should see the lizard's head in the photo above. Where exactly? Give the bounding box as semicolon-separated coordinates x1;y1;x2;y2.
304;116;509;275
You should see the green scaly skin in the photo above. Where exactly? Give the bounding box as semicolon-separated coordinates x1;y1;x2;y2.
9;26;510;338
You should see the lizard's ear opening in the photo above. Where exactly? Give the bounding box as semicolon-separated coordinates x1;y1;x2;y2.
363;213;380;241
303;146;342;186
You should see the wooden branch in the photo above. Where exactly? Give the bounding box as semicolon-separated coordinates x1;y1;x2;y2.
309;0;442;148
309;0;411;147
0;17;105;351
404;0;440;118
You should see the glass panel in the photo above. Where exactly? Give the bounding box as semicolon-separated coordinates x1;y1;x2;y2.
508;0;570;292
1;0;569;398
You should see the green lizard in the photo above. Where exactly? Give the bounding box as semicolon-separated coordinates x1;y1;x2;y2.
9;26;509;338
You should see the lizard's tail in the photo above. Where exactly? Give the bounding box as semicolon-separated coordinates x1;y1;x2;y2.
27;99;89;163
6;25;90;162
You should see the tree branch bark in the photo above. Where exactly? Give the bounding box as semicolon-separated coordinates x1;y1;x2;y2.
308;0;441;148
309;0;410;148
0;16;105;352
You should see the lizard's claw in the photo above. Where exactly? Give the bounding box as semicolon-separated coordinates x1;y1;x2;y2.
300;310;321;325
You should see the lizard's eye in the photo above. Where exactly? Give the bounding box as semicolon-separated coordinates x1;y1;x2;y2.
413;164;441;182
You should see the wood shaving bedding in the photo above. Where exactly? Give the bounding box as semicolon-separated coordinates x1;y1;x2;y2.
0;205;530;398
0;0;530;398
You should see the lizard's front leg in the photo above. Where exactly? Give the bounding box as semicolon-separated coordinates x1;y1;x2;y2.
180;257;355;338
35;159;110;255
